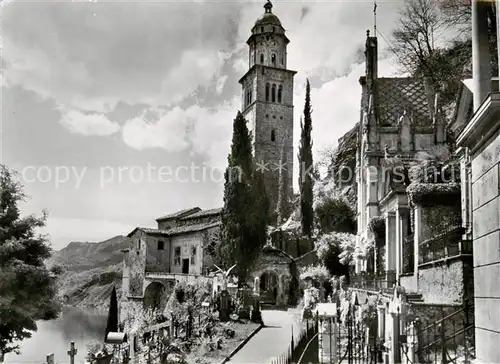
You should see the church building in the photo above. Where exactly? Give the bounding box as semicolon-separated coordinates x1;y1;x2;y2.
119;3;298;348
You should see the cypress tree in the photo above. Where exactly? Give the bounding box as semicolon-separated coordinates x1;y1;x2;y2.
221;111;269;286
298;79;314;238
104;286;118;341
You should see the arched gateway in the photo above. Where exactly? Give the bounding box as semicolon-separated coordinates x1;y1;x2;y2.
249;245;295;307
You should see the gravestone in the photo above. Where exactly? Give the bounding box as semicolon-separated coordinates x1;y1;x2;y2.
219;290;230;322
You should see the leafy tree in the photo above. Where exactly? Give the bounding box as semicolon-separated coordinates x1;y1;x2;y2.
220;112;269;286
0;165;62;355
104;286;118;340
298;80;314;238
315;197;357;235
315;232;356;278
392;0;497;109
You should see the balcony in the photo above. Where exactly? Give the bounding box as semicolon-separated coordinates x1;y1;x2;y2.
419;227;470;265
350;271;391;293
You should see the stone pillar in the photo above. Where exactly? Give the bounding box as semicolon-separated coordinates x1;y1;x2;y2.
377;305;386;340
472;0;491;111
385;211;397;288
396;207;410;278
459;147;473;240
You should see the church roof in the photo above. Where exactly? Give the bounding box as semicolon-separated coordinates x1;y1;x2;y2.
155;207;201;222
254;12;282;27
179;207;222;221
376;78;433;126
127;221;221;238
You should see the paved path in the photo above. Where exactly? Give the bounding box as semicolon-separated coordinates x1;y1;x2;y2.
227;309;303;364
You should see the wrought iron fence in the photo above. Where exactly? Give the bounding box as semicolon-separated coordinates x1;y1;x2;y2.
350;271;389;292
419;227;467;264
270;315;319;364
403;299;475;364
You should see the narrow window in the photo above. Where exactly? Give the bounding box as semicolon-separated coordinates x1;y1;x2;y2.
260;53;264;64
278;85;282;103
266;83;270;101
261;27;264;33
249;89;252;104
271;54;276;67
190;246;197;265
281;56;284;65
174;247;181;265
272;26;275;32
158;240;164;250
136;239;140;250
271;84;276;102
271;130;276;142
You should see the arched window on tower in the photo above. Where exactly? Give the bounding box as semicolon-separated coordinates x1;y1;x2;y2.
271;130;276;142
278;85;282;103
281;55;284;65
271;84;276;102
271;54;276;67
265;83;270;101
260;54;264;64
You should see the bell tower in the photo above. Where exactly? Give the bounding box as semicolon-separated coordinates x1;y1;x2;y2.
238;0;297;222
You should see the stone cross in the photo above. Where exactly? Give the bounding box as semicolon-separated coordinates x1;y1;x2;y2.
45;353;54;364
67;341;77;364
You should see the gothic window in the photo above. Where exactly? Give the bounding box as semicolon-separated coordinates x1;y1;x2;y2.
271;54;276;67
271;84;276;102
278;85;282;103
260;53;264;64
281;56;284;65
266;83;270;101
271;130;276;142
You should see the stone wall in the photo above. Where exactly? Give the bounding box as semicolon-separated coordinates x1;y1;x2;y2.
470;126;500;362
145;235;171;273
417;259;467;304
128;231;147;297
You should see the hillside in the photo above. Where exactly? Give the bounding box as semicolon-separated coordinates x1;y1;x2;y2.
47;235;130;310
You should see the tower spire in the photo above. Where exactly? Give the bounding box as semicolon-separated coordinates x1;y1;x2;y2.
264;0;273;13
373;0;377;35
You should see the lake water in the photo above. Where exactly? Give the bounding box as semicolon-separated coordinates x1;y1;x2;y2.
4;306;107;364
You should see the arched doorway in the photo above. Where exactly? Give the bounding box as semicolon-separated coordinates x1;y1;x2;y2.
259;271;279;304
143;282;168;312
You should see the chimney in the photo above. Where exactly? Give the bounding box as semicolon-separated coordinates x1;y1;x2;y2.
472;0;491;111
365;30;378;83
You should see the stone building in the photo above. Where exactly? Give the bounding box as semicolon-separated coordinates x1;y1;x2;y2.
353;30;475;307
239;0;296;221
454;1;500;361
119;1;299;326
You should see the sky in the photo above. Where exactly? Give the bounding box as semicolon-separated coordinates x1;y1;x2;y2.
2;0;406;250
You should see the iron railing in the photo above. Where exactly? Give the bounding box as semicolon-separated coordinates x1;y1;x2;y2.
419;227;470;265
270;315;319;364
411;299;475;364
350;271;389;292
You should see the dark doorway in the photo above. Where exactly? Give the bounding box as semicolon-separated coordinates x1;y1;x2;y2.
182;259;189;274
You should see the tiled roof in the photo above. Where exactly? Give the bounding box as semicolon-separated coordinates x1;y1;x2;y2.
127;222;221;238
377;78;432;126
180;207;223;220
155;207;201;221
166;221;221;236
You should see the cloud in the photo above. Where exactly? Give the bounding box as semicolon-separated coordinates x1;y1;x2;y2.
122;97;238;167
59;109;121;137
216;75;229;95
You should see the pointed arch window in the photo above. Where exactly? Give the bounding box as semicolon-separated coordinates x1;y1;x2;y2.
271;130;276;142
260;54;264;64
271;84;276;102
271;54;276;67
265;83;270;101
278;85;282;103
